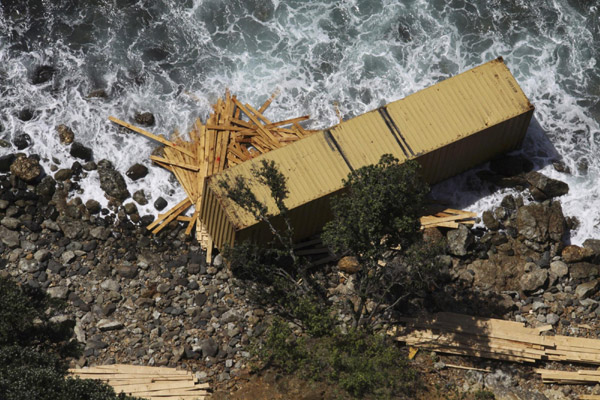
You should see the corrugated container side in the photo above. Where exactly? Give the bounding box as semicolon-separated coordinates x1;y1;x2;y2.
415;109;534;183
200;185;236;250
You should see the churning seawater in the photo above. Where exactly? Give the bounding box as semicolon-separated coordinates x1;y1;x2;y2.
0;0;598;243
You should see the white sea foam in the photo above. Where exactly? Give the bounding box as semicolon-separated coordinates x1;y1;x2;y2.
0;0;598;243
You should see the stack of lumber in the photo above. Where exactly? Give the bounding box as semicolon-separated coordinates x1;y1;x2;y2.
537;369;600;385
109;90;314;252
389;312;600;365
420;208;477;229
70;364;209;400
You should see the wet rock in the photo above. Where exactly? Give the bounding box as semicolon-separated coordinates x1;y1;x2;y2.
85;199;101;214
134;112;155;126
482;210;500;231
575;280;598;299
520;268;548;292
447;224;474;257
54;168;73;181
70;141;93;162
562;245;594;263
133;190;148;205
0;154;15;172
525;171;569;201
123;202;137;215
10;155;42;182
97;319;124;331
13;133;32;150
31;65;56;84
553;161;570;174
87;89;107;98
490;155;533;177
35;176;56;200
56;124;74;144
154;197;167;211
17;109;34;122
126;163;148;181
577;158;589;175
338;256;360;274
98;160;130;201
550;260;569;278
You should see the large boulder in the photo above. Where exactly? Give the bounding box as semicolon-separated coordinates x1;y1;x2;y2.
10;155;42;182
525;171;569;201
520;268;548;292
56;124;75;144
516;201;565;245
97;160;130;201
70;141;93;161
562;245;594;263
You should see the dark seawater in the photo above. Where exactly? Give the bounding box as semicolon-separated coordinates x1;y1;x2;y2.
0;0;598;242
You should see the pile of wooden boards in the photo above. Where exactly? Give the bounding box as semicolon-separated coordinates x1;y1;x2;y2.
109;90;314;251
537;369;600;385
419;208;476;229
70;364;209;400
389;312;600;384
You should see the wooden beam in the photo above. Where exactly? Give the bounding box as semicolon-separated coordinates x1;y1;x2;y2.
258;88;280;113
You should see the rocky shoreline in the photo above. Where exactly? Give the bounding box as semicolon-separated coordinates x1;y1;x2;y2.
1;143;600;398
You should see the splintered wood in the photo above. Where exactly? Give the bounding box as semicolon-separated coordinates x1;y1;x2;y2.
70;364;209;400
420;208;476;229
389;313;600;386
109;90;313;249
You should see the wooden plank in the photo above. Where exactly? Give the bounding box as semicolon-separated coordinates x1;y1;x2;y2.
151;199;192;234
445;364;491;373
146;198;191;230
258;88;280;113
83;365;191;375
150;156;200;171
109;116;195;158
245;102;272;125
232;98;279;146
420;214;476;225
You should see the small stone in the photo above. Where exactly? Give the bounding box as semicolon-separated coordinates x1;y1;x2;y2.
546;313;560;325
576;280;598;299
1;226;20;248
447;224;474;257
126;163;148;181
117;263;138;279
213;254;223;267
570;262;599;280
61;250;76;264
19;259;41;273
134;112;155;126
34;249;51;262
54;168;73;181
520;269;548;292
56;124;75;144
550;260;568;278
338;256;360;274
85;199;101;214
482;210;500;231
13;133;32;149
133;190;148;205
10;155;42;182
123;203;137;215
47;286;69;299
97;319;124;331
201;338;218;358
154;197;167;211
156;283;171;293
562;245;594;263
70;141;93;162
100;279;121;292
1;217;20;230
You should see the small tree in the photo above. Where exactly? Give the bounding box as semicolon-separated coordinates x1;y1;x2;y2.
322;154;430;328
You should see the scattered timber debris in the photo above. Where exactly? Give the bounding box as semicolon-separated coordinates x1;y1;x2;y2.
388;312;600;387
70;364;209;400
109;90;315;252
419;208;476;229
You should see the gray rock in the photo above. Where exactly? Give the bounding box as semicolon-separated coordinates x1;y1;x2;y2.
0;200;9;210
213;254;223;267
61;250;76;264
482;210;500;231
47;286;69;299
447;224;474;257
98;160;130;201
134;112;155;126
546;313;560;325
90;226;110;240
70;141;93;161
85;199;101;214
550;260;568;278
97;319;124;331
133;190;148;205
1;217;20;230
154;197;167;211
520;269;548;292
126;163;148;181
201;338;218;358
157;283;171;294
123;203;137;215
100;279;120;292
0;226;19;248
525;171;569;200
576;280;598;299
42;220;60;232
35;176;56;200
54;168;73;181
19;259;41;273
34;249;51;262
116;263;138;279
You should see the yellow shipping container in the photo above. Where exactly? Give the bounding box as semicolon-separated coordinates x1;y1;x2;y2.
200;57;534;250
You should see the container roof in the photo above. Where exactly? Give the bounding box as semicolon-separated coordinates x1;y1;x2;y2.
207;57;533;230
